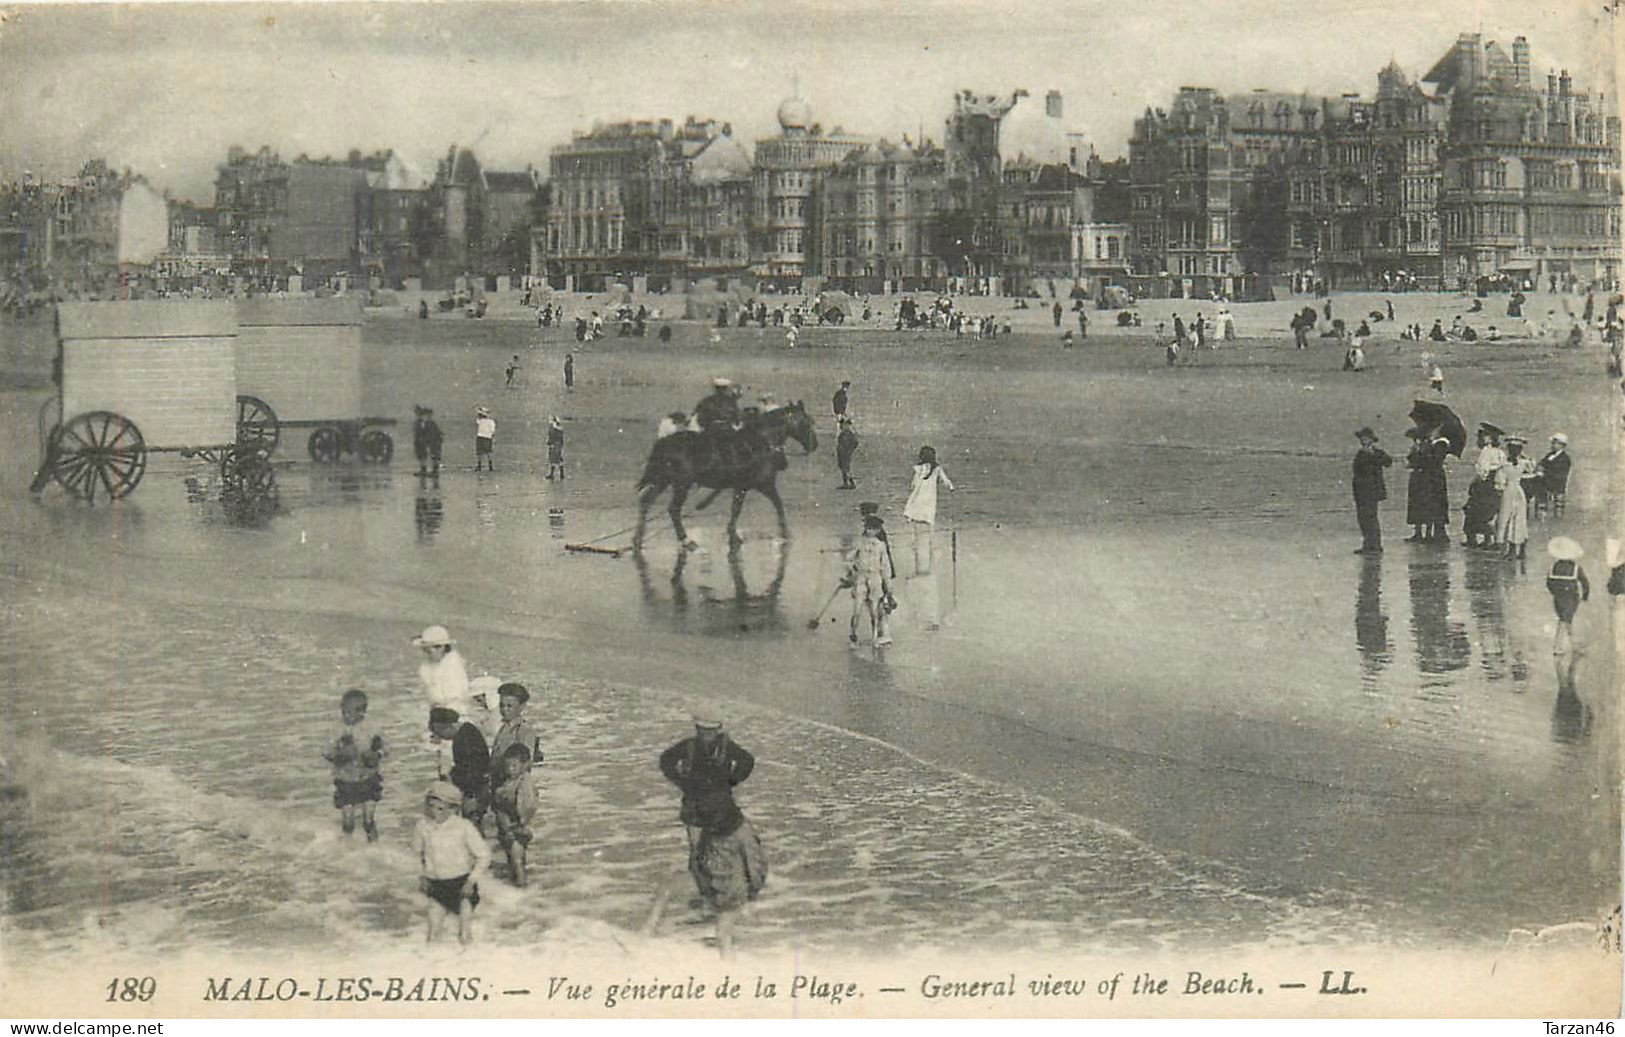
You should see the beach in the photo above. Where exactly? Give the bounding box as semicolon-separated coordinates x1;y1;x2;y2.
2;298;1618;962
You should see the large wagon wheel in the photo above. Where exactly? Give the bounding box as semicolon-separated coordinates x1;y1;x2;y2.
50;410;147;505
236;394;280;455
307;427;341;463
360;429;394;464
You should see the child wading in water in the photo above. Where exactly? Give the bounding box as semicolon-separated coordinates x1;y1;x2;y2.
323;689;387;841
1546;537;1590;655
489;682;543;886
491;744;539;887
413;781;490;945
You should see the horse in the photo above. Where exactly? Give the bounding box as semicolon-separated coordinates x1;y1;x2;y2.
634;401;817;550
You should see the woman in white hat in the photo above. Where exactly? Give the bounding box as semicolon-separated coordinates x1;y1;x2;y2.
413;625;471;714
1494;435;1536;560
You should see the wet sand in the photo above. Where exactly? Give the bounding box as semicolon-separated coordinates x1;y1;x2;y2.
1;308;1618;957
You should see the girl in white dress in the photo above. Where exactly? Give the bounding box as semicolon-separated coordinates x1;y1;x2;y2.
903;446;954;578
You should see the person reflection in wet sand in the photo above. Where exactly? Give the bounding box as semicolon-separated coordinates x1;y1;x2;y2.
1463;554;1512;683
415;485;444;543
1407;554;1471;676
1353;557;1390;683
1551;651;1593;744
635;543;787;634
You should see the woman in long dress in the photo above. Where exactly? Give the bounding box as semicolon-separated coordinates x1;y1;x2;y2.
903;446;954;577
1495;436;1536;560
1404;426;1451;543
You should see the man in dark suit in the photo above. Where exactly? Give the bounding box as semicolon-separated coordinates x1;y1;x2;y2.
1352;426;1393;555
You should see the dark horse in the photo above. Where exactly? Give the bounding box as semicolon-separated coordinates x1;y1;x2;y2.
634;402;817;550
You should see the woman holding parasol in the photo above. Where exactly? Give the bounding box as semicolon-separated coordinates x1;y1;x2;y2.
1405;399;1464;544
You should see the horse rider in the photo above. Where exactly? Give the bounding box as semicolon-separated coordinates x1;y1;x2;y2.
693;378;741;432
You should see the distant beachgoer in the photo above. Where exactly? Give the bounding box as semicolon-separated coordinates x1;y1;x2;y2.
1052;300;1063;327
832;380;850;419
413;781;489;946
1386;299;1395;321
474;407;496;472
1546;538;1590;655
1429;364;1445;395
1173;314;1188;350
1352;426;1392;555
1343;341;1366;371
546;416;565;480
505;355;519;387
563;352;575;389
836;416;858;489
1078;310;1089;338
1496;435;1535;560
323;689;386;842
412;406;443;477
1429;319;1447;342
650;716;767;959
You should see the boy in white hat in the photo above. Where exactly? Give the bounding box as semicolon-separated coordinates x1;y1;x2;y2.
1545;537;1590;654
412;781;490;945
474;407;496;472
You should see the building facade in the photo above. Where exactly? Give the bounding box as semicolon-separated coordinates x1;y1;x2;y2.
751;96;869;286
815;139;948;292
1426;33;1620;286
537;116;733;289
1129;33;1620;295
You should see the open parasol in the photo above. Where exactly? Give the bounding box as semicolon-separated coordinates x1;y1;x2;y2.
1408;398;1466;457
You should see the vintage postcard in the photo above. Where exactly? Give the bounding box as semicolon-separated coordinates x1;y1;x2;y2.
0;0;1620;1021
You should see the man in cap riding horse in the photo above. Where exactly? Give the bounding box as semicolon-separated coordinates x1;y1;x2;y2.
693;378;742;432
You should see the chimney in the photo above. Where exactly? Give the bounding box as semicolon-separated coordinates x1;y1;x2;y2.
1046;90;1063;119
1559;69;1572;98
1512;36;1530;87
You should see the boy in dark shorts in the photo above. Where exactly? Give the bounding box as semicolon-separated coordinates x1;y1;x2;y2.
491;743;539;887
412;781;490;945
322;689;386;841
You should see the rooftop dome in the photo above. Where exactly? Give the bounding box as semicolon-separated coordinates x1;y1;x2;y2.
999;91;1071;168
777;95;812;131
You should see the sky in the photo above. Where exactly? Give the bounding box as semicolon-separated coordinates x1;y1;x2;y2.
0;0;1614;203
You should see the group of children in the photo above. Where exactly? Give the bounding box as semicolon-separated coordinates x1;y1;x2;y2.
322;628;546;946
408;403;566;480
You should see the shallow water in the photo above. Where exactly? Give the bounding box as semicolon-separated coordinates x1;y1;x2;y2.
1;316;1617;960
